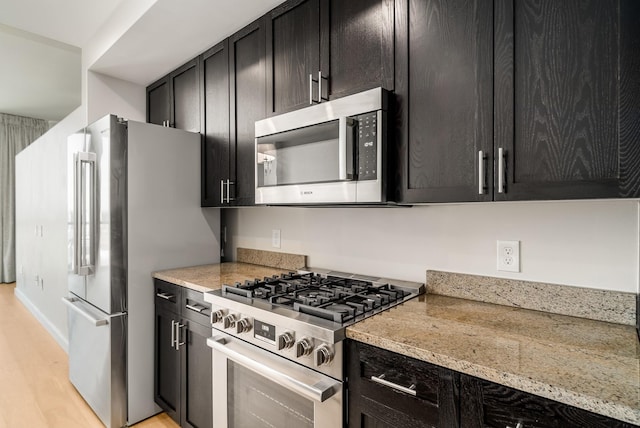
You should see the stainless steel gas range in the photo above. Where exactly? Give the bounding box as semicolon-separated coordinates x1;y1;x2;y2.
204;268;424;428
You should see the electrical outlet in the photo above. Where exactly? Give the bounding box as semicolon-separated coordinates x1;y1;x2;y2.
272;229;281;248
497;240;520;272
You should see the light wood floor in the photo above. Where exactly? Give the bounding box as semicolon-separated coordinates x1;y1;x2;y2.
0;283;178;428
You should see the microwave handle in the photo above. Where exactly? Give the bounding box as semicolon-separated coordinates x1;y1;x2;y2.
339;117;356;181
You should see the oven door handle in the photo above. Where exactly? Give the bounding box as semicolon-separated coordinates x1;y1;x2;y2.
207;335;340;403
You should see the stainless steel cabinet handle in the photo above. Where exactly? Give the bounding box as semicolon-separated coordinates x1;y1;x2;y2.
62;297;108;327
185;304;205;313
171;320;176;349
226;180;235;203
309;73;314;105
156;292;174;300
478;150;487;195
220;179;225;204
498;147;505;194
370;374;417;396
318;70;323;103
175;322;185;349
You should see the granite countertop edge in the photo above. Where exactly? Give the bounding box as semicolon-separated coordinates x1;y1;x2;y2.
346;320;639;426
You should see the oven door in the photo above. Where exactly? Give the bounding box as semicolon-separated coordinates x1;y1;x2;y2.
207;333;343;428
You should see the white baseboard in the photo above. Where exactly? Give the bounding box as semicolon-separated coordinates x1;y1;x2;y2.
14;288;69;353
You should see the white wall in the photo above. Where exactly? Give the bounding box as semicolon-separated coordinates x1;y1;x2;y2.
15;107;84;349
86;71;146;124
228;200;640;293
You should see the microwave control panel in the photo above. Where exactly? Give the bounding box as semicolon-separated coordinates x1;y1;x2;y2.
356;111;378;180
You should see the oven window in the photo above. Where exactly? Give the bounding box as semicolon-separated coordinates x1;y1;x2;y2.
227;360;314;428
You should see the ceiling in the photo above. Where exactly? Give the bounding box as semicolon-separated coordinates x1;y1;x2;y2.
0;0;282;121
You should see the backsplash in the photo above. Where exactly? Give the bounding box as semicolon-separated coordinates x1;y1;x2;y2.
236;247;306;271
426;270;636;326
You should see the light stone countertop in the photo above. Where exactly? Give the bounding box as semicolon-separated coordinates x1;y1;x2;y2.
152;262;291;293
346;294;640;425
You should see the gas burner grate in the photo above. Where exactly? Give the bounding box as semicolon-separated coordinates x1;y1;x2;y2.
220;271;410;324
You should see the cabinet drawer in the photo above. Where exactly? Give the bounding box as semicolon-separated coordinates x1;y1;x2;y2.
461;375;636;428
154;279;182;313
349;341;459;428
181;287;211;326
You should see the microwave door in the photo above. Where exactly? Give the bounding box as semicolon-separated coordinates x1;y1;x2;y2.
257;118;357;187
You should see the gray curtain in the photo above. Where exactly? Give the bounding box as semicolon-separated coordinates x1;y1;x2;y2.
1;113;49;283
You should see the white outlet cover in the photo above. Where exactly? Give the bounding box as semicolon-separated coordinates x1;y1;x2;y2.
272;229;281;248
497;240;520;272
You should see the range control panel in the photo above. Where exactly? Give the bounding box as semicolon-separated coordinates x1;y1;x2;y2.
355;111;379;181
210;307;335;369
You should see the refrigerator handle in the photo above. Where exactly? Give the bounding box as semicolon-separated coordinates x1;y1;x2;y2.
62;297;109;326
75;152;97;276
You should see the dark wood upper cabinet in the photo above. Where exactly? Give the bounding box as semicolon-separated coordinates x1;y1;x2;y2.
146;58;200;132
395;0;494;203
397;0;640;203
265;0;394;116
494;0;640;200
147;77;170;127
171;59;200;133
201;40;230;207
229;18;266;206
266;0;321;114
324;0;395;100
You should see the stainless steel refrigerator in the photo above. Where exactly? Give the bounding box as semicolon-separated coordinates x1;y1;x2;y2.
63;114;219;428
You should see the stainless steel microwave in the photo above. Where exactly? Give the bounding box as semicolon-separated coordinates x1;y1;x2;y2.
255;88;392;205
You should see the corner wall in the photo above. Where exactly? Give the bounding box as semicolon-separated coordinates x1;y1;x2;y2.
227;200;639;293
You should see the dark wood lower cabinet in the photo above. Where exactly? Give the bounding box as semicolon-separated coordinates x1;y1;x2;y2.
154;280;212;428
460;374;637;428
348;341;460;428
348;341;637;428
155;305;180;423
180;320;213;428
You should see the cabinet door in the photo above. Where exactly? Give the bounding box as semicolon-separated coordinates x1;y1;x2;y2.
395;0;494;203
201;41;230;207
348;341;460;428
147;76;171;126
180;320;213;428
494;0;640;200
266;0;321;115
229;19;266;206
460;374;635;428
323;0;395;100
171;58;201;132
154;305;180;424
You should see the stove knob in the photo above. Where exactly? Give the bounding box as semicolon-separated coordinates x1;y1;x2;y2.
210;309;226;324
236;318;252;334
222;314;237;329
295;338;314;358
315;344;334;367
277;332;295;350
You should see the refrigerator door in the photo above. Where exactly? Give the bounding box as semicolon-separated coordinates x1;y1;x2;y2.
79;115;127;315
64;296;126;428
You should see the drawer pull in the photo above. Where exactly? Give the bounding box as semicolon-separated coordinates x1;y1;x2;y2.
156;292;174;300
186;303;206;313
371;374;417;396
